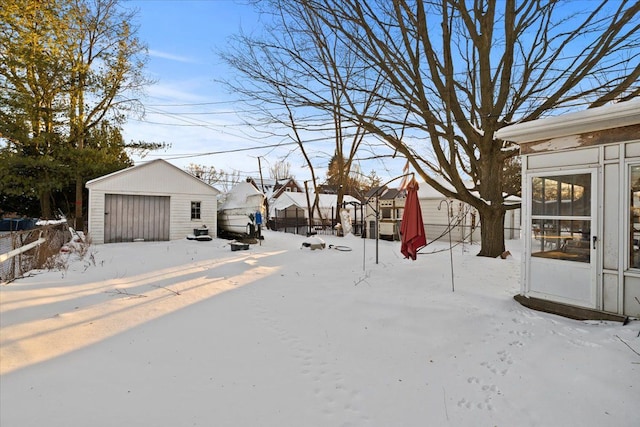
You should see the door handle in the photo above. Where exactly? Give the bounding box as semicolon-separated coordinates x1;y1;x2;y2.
592;235;597;249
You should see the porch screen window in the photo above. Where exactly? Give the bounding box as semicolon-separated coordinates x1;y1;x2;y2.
191;201;201;220
530;174;591;263
629;166;640;269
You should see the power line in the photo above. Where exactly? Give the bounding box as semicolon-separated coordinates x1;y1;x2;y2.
155;141;300;160
144;100;240;107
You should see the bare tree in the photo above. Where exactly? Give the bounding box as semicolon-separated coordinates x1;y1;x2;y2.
185;163;240;192
269;160;292;181
65;0;150;231
1;0;151;224
220;0;389;222
296;0;639;256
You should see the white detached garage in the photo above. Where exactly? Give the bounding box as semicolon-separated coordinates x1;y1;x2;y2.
86;159;220;244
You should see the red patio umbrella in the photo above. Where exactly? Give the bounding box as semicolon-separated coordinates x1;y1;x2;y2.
400;179;427;260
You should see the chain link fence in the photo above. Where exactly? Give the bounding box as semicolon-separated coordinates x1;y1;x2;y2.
0;223;72;283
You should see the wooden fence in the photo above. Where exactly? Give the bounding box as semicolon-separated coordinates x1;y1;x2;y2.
0;223;71;283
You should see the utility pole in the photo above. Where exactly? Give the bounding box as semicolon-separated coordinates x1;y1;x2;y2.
304;180;313;236
257;157;266;193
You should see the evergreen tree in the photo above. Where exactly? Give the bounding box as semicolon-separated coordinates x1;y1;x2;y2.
1;0;155;224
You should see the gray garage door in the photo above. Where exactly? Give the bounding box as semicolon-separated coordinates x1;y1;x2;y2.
104;194;170;243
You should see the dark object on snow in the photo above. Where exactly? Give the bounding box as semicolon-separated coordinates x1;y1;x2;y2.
230;242;249;251
400;179;426;260
187;227;212;241
328;244;352;252
193;227;208;236
514;294;629;323
301;236;325;250
301;241;325;250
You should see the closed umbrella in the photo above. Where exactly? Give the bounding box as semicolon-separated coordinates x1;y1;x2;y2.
400;179;427;260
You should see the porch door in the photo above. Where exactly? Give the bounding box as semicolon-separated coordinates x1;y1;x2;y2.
527;170;598;308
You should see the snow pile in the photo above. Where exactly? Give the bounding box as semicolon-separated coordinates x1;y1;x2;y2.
301;235;326;250
1;231;638;426
218;182;264;210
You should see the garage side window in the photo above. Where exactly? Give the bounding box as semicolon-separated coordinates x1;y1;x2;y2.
630;166;640;269
191;201;201;220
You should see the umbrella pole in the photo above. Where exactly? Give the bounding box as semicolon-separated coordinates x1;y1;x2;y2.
439;199;455;292
375;197;379;264
448;214;455;292
362;171;414;266
363;231;366;271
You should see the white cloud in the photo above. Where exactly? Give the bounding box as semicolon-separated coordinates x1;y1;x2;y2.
148;49;196;63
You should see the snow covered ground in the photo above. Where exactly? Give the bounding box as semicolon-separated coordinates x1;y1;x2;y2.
1;230;638;426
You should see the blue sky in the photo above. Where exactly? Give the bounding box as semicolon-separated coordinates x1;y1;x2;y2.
123;1;636;186
122;0;404;184
122;1;271;177
122;0;389;184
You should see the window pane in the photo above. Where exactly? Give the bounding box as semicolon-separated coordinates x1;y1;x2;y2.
191;201;201;220
630;166;640;268
531;219;590;263
532;174;590;216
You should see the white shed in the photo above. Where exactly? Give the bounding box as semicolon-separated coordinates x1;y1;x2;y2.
418;180;521;243
496;100;640;320
86;159;220;244
417;180;481;244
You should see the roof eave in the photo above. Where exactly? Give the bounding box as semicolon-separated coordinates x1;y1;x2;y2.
496;100;640;144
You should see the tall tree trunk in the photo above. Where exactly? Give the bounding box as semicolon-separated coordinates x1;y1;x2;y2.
75;176;84;231
73;68;85;232
477;207;505;257
40;190;52;219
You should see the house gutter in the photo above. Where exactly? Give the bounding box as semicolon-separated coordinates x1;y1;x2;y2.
496;100;640;144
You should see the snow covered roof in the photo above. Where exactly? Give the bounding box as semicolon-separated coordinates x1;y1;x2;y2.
247;177;301;201
248;178;278;197
218;182;265;210
85;159;220;195
272;192;360;211
495;100;640;144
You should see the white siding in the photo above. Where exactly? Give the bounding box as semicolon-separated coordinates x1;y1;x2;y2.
169;192;217;240
625;141;640;158
527;147;600;170
87;189;106;244
88;160;216;195
420;198;481;243
86;160;219;244
500;100;640;317
602;163;620;271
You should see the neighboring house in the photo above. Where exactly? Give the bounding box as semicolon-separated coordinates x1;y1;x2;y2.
496;99;640;319
247;177;303;201
86;159;220;244
246;177;303;221
364;186;405;240
364;179;520;243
